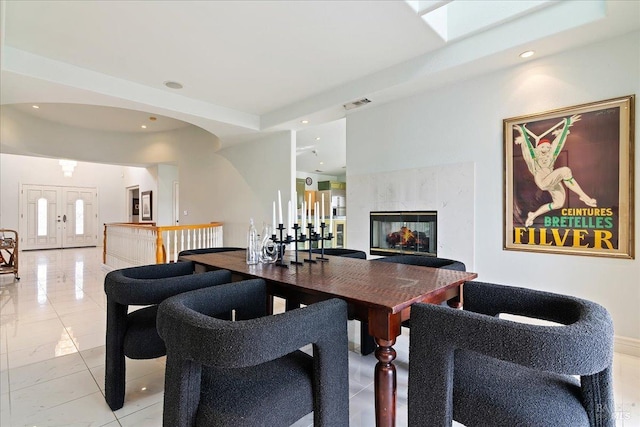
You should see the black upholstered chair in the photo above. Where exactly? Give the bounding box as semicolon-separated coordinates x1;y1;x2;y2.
372;254;465;271
104;262;232;410
310;248;367;259
408;281;615;427
157;278;350;427
177;247;244;258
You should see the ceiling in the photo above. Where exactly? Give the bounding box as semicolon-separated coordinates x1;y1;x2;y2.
1;0;638;176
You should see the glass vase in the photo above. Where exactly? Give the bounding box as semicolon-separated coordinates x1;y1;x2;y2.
260;224;278;264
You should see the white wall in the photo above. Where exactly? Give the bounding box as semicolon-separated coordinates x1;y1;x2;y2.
0;153;153;242
157;164;178;225
346;31;640;341
176;130;294;248
0;108;296;249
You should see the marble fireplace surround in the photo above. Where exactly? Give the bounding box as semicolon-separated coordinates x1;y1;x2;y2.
347;162;475;267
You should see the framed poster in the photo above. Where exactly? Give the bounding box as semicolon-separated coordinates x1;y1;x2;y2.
141;191;153;221
504;95;634;258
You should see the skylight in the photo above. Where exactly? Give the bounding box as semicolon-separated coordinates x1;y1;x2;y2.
405;0;557;42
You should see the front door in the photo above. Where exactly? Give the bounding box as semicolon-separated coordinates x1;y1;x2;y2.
20;184;98;250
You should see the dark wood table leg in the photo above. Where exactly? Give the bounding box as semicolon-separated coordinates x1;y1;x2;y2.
446;283;464;308
374;338;397;427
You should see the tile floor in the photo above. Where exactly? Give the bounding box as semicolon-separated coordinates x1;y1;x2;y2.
0;247;638;426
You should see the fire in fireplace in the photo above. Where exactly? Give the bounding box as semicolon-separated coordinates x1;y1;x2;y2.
370;211;437;256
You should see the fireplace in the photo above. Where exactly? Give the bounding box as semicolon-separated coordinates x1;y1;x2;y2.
370;211;437;257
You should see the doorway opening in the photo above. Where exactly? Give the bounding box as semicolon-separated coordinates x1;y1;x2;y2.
128;186;140;223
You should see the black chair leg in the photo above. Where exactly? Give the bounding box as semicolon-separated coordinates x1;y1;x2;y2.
105;301;127;410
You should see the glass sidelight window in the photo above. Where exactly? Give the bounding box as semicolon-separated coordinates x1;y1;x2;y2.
75;199;84;235
37;197;48;236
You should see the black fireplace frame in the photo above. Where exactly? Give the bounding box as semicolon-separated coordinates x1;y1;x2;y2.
370;211;437;257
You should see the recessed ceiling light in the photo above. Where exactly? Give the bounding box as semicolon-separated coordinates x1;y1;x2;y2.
301;120;309;124
141;125;147;129
519;50;535;58
320;161;324;165
32;105;40;109
315;137;321;141
164;81;183;89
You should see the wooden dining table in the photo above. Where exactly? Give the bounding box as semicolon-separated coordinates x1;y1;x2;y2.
180;249;477;427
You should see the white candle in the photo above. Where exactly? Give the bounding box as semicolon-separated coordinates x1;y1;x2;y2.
287;200;292;235
329;202;333;233
278;190;283;225
308;193;312;223
293;191;297;223
315;202;319;232
302;201;306;228
321;193;325;221
272;201;276;233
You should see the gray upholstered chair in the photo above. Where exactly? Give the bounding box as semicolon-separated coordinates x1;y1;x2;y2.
310;248;367;259
157;278;350;427
104;262;232;410
408;281;615;427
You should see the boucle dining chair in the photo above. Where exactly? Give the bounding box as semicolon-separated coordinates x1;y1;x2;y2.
310;248;367;259
372;254;466;271
408;281;615;427
157;278;350;427
103;261;232;410
177;247;244;257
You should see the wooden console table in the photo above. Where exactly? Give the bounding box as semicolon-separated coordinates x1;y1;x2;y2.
181;250;477;427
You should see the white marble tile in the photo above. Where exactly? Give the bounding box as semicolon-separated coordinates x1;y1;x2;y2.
9;370;101;420
73;330;108;353
117;401;163;427
79;345;106;369
7;339;79;370
0;368;8;394
9;351;87;391
52;298;105;317
0;350;7;371
5;318;68;353
12;391;116;427
65;319;106;339
0;392;10;426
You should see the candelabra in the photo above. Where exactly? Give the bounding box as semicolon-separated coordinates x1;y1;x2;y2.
272;224;291;268
269;222;333;267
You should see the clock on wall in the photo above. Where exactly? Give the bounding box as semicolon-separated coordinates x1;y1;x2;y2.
305;177;313;186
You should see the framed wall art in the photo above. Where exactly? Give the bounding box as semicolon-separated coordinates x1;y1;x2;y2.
141;191;153;221
504;95;634;258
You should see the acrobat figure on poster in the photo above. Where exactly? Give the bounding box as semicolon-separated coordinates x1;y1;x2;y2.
514;114;597;227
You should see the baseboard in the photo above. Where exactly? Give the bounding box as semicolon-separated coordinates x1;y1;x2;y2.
614;335;640;357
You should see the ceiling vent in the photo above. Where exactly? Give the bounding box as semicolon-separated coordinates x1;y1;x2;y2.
343;98;372;110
